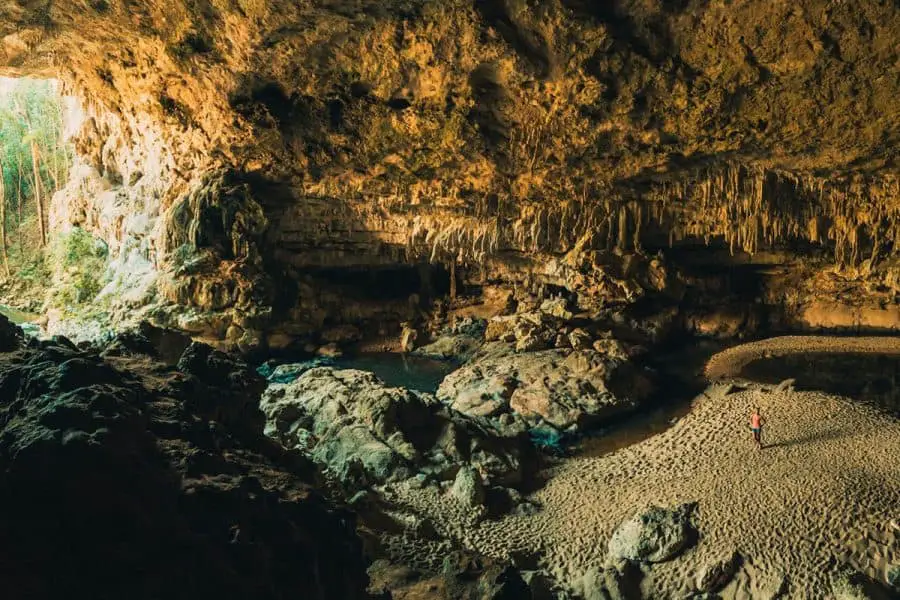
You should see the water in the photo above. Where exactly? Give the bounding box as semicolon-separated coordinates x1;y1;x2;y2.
0;305;37;325
739;352;900;416
262;352;458;393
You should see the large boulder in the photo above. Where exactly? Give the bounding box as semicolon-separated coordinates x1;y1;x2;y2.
260;367;530;489
0;343;370;600
437;341;654;433
607;504;697;563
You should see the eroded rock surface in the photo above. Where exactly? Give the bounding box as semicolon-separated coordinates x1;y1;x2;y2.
260;367;531;489
606;504;697;564
0;331;370;599
438;340;654;433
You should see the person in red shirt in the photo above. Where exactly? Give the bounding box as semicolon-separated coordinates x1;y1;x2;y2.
750;408;764;449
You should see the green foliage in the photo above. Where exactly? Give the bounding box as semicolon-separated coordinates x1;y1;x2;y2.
47;228;108;312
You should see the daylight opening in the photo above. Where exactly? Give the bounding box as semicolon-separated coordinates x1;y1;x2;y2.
0;77;81;318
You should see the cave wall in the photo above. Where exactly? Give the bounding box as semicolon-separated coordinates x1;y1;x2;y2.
5;0;900;342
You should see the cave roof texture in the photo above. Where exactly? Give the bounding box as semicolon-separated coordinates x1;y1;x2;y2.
3;0;900;263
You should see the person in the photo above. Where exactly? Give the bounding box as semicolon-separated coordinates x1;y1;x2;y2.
750;407;764;449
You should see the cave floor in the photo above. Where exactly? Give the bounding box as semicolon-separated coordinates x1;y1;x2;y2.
383;338;900;598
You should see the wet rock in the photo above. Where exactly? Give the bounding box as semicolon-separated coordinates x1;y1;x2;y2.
260;367;529;489
100;329;158;359
415;332;482;361
696;551;741;593
439;342;653;433
607;503;697;563
450;466;485;506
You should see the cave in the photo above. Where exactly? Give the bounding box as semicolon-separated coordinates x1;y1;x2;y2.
2;2;900;599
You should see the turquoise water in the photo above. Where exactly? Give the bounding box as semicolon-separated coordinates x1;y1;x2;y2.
260;352;457;393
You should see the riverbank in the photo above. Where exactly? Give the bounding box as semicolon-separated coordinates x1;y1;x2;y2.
383;340;900;598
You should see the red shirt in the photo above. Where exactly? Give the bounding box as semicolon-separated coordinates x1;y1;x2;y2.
750;414;762;428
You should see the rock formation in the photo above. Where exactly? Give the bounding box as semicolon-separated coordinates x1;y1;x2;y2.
0;319;371;599
4;1;900;342
259;366;531;489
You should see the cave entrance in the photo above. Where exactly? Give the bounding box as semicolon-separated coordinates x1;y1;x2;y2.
0;76;80;316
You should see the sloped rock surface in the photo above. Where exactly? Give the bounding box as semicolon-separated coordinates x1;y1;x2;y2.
260;367;530;488
0;340;371;600
437;341;654;432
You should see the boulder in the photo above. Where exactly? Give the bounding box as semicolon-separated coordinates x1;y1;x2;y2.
415;317;486;362
450;466;486;506
260;367;530;490
539;297;574;320
607;504;697;563
438;342;653;432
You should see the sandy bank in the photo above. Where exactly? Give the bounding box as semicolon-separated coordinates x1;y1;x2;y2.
384;339;900;598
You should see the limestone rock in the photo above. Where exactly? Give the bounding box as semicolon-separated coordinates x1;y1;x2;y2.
450;466;486;506
438;342;654;432
260;367;529;489
400;325;419;353
568;328;593;350
607;504;697;563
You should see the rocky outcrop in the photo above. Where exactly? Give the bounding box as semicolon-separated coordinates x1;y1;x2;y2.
438;340;653;434
0;336;371;599
7;2;900;341
606;504;697;564
260;367;531;489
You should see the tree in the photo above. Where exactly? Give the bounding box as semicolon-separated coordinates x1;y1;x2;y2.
0;78;73;266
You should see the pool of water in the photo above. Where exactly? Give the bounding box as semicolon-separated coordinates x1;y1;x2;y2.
263;352;458;393
0;304;38;325
739;352;900;416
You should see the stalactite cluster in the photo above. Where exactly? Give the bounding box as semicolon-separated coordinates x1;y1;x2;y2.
377;165;900;271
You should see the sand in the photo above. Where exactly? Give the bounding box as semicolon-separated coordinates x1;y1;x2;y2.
382;337;900;598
